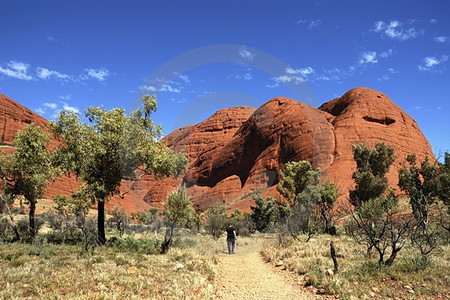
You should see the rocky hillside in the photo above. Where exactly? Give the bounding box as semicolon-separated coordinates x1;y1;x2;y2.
0;88;435;213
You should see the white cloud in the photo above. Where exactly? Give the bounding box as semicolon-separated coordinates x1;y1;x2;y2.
286;66;314;76
35;101;80;119
36;67;72;80
372;20;423;40
84;68;111;81
418;55;448;72
0;61;33;80
159;83;181;93
59;95;71;100
267;66;314;86
308;20;322;29
265;82;280;88
232;67;253;81
388;68;398;74
178;74;190;83
35;107;45;115
139;85;158;92
379;49;393;58
43;102;58;110
139;83;181;93
297;19;322;30
62;103;80;113
239;46;255;61
434;36;448;43
430;19;437;24
359;51;378;64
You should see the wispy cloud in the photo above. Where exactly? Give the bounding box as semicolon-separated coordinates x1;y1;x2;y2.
359;51;378;64
35;101;80;119
139;75;189;94
238;46;255;61
266;66;314;87
418;55;448;72
434;36;448;43
377;75;390;81
231;67;253;81
372;20;424;40
37;67;72;80
379;49;394;58
0;61;33;80
83;68;111;81
430;19;437;24
297;19;322;30
387;68;398;74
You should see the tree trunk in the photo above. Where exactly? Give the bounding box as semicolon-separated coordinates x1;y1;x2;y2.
385;249;398;266
330;241;339;273
161;222;175;254
98;201;106;244
29;200;36;242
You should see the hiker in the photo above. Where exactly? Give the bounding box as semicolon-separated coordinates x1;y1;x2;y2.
226;224;237;254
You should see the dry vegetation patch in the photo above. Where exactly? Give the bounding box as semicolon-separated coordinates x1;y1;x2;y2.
261;234;450;299
0;235;224;299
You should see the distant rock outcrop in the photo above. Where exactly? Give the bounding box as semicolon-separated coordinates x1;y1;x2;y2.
1;88;435;213
145;87;435;211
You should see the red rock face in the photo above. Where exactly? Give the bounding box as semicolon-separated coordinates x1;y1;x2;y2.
147;87;435;211
1;88;436;214
0;94;48;145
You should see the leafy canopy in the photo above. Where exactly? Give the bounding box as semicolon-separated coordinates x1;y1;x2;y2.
350;143;395;207
277;161;320;206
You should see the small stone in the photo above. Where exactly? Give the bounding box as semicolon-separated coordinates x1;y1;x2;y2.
127;266;137;274
370;292;376;297
371;287;380;293
421;283;427;287
403;285;413;290
275;261;284;267
325;269;334;276
173;263;185;271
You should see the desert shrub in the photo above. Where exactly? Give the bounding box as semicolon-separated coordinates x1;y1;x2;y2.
349;143;413;266
161;185;196;253
107;205;130;236
16;216;45;243
230;214;255;237
204;203;228;238
250;196;289;232
40;210;66;231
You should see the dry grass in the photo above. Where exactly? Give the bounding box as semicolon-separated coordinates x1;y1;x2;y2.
0;234;224;299
261;234;450;299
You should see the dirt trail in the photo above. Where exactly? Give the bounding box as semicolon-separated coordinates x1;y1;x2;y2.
213;238;323;300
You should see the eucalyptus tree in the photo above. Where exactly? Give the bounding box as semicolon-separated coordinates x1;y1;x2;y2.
0;124;55;241
52;95;188;244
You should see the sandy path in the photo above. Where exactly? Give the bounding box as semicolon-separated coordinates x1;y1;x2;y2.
213;239;322;300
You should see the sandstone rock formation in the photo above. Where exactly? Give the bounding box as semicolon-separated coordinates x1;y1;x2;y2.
145;87;435;211
1;88;436;213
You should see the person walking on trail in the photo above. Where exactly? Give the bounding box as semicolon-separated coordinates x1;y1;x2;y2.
226;224;237;254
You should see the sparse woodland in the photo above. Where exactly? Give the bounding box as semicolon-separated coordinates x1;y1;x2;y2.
1;98;450;299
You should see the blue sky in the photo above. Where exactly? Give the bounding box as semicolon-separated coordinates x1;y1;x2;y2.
0;0;449;154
